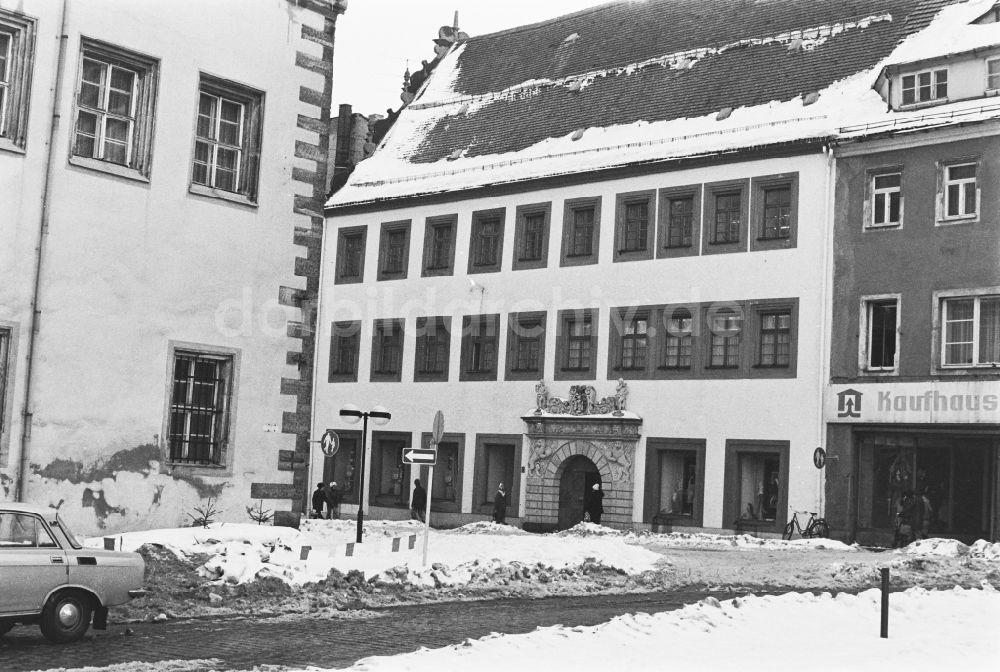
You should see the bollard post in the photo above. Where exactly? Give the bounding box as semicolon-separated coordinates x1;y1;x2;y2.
880;567;889;638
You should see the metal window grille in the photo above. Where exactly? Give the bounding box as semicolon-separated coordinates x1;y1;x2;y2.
758;312;791;367
621;201;648;252
867;300;897;369
169;353;230;465
520;213;545;261
762;187;791;239
74;56;138;166
474;218;500;266
566;319;592;369
710;311;742;367
872;173;901;226
714;192;741;243
193;92;245;192
667;197;693;247
620;317;647;369
570;208;594;256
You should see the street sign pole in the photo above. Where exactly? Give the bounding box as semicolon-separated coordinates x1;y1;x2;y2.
423;410;445;568
423;450;434;567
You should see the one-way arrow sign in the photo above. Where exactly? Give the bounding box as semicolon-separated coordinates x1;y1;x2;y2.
402;448;437;465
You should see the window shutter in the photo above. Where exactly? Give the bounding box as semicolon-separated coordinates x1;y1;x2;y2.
216;357;234;465
245;95;263;202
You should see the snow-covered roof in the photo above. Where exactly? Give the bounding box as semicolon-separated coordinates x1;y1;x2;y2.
328;0;990;210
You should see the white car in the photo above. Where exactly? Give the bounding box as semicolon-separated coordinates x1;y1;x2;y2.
0;502;146;642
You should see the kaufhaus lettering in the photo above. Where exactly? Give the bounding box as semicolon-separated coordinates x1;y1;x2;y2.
877;391;999;413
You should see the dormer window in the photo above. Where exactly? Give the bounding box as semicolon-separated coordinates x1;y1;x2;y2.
901;68;947;105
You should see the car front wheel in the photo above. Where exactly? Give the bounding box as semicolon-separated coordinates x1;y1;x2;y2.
40;590;93;643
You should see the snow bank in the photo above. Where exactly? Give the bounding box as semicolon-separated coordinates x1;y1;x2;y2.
312;586;1000;671
896;537;1000;559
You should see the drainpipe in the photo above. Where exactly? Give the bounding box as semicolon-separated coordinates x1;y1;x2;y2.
16;0;70;501
816;143;836;516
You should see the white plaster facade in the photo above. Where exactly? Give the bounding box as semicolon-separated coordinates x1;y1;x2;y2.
0;0;343;534
316;152;835;532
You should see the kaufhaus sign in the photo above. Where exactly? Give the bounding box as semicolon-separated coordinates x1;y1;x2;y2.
826;381;1000;424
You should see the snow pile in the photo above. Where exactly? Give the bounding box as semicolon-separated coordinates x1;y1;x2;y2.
896;538;1000;560
643;530;856;552
311;586;1000;671
451;521;530;535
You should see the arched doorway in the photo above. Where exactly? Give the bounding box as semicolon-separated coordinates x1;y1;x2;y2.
558;455;601;529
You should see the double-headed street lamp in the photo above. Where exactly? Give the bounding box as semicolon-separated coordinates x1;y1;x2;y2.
339;403;391;544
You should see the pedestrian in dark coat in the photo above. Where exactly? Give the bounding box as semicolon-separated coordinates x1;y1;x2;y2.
493;483;507;524
410;479;427;522
584;482;604;524
326;481;341;519
311;482;326;519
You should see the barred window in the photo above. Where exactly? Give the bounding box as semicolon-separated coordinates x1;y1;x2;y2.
169;352;233;466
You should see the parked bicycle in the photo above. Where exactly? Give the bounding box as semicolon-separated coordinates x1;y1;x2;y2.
782;508;830;540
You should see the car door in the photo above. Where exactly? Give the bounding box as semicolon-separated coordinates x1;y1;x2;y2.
0;512;67;614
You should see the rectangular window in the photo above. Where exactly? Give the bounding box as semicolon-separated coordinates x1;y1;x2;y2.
371;319;404;381
521;213;545;261
561;197;601;266
614;191;655;262
942;163;977;220
556;308;597;380
666;197;693;248
460;314;500;381
414;316;451;382
422;215;456;276
901;68;947;105
661;307;693;369
758;312;791;367
942;295;1000;367
0;10;35;151
872;172;902;227
168;351;234;466
865;299;898;371
644;438;704;527
469;209;505;273
989;58;1000;90
335;226;367;284
724;440;788;533
708;307;742;368
378;220;411;281
73;39;158;177
571;208;594;256
328;321;361;383
761;187;791;239
620;315;648;370
713;192;741;244
513;203;551;271
191;74;264;202
506;311;546;381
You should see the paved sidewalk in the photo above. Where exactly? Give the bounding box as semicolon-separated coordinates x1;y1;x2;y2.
0;591;723;671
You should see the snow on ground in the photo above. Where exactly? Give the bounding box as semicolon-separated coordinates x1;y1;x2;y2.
304;586;1000;672
85;520;1000;592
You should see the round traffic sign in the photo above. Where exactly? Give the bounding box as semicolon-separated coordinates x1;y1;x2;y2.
321;430;339;457
813;447;826;469
432;410;445;445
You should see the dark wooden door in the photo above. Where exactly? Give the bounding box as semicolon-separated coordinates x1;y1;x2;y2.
559;469;587;529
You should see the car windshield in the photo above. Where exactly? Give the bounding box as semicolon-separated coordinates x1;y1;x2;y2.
54;514;82;549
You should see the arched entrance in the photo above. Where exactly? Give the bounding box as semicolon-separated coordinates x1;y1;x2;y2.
558;455;601;529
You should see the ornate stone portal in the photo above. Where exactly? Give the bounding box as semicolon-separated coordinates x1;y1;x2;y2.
523;380;641;530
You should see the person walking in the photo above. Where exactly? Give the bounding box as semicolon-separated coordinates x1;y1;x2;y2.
584;482;604;524
493;483;507;524
326;481;341;519
410;478;427;522
311;482;326;519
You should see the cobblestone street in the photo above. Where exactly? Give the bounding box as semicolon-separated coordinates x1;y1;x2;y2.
0;591;723;671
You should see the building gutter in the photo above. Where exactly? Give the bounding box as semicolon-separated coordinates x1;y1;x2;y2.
816;142;836;515
16;0;69;500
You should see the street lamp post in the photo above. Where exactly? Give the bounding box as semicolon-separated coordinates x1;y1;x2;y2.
339;404;391;544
